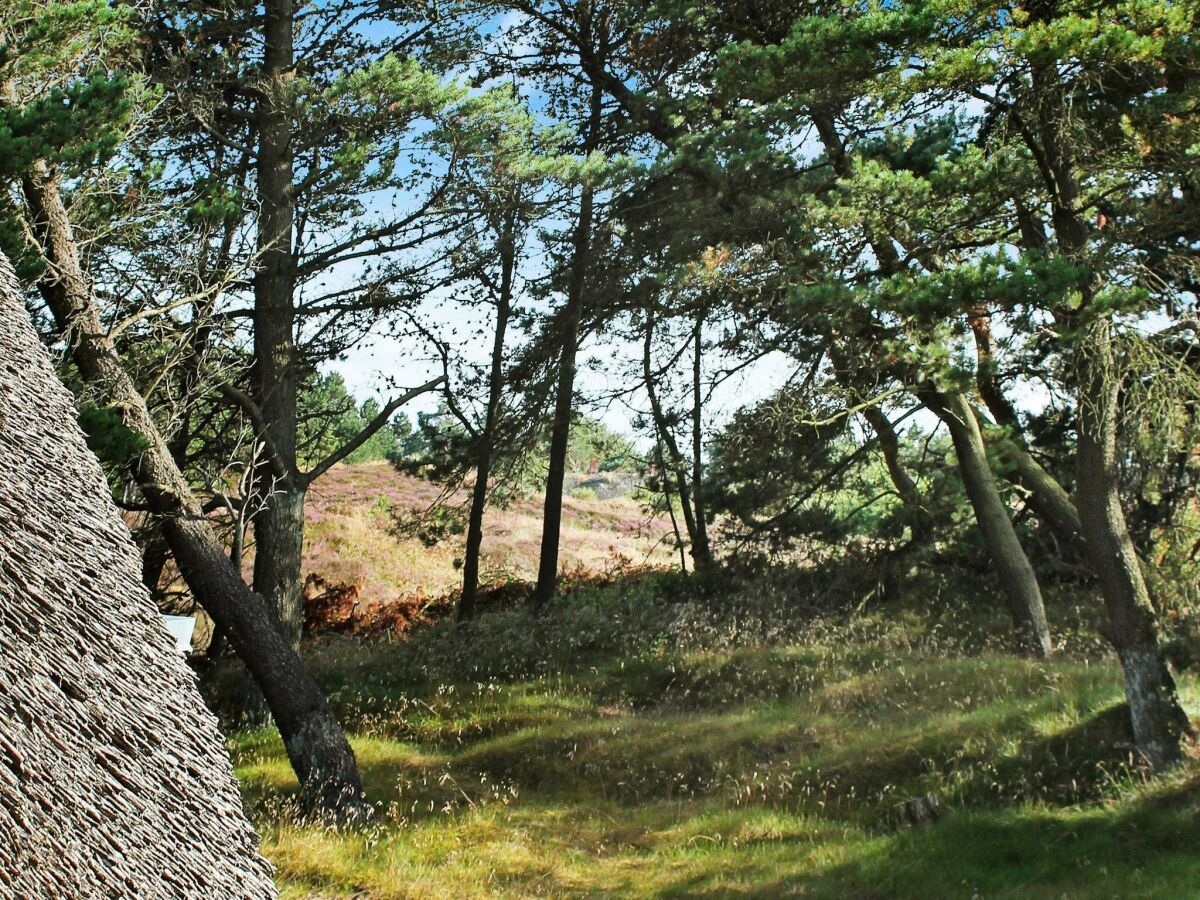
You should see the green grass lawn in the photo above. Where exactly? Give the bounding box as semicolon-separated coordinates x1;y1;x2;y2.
220;575;1200;898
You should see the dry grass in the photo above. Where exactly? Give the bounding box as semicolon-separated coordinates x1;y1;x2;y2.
303;463;677;603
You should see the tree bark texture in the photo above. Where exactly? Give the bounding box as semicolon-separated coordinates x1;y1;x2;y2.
251;0;305;648
967;308;1088;555
921;388;1053;658
1026;52;1193;765
1074;322;1193;766
531;86;602;610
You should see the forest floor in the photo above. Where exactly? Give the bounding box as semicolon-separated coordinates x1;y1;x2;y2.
210;468;1200;898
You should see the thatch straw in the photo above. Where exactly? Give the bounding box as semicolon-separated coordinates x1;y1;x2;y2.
0;253;276;898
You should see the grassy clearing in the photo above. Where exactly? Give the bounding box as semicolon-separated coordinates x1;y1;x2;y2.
216;569;1200;898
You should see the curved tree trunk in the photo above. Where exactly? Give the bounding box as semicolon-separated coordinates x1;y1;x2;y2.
654;441;689;572
1074;323;1193;767
921;388;1052;658
19;161;369;819
973;405;1087;555
828;342;932;538
966;307;1088;555
643;308;708;569
1023;49;1193;765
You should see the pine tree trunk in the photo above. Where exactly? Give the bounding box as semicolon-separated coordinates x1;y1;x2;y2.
967;307;1088;555
643;309;704;565
17;163;369;819
921;388;1052;657
973;405;1087;555
253;487;306;645
690;316;714;569
530;237;587;610
251;0;305;648
1024;51;1193;764
459;456;492;622
828;342;932;537
1074;323;1193;767
531;87;601;611
459;212;517;621
655;442;689;573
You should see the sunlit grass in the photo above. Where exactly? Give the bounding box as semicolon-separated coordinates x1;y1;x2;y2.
225;585;1200;898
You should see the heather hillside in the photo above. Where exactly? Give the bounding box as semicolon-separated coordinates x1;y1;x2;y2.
302;463;676;607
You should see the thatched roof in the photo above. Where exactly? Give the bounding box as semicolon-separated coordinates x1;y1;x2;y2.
0;255;277;898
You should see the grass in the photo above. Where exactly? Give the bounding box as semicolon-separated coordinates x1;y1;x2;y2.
215;563;1200;898
302;463;677;602
207;464;1200;895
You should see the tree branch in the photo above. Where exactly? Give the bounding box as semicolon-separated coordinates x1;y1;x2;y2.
301;375;445;485
216;382;294;485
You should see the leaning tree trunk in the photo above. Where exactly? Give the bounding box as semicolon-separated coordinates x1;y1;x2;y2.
19;161;369;819
1025;51;1194;765
828;341;933;538
973;404;1087;557
1073;322;1193;767
921;388;1052;658
250;0;305;648
967;306;1088;556
642;307;708;569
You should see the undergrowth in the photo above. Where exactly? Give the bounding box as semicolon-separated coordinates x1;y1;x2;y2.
210;562;1200;898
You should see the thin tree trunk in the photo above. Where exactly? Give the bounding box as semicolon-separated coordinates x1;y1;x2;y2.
530;219;588;610
459;211;517;622
972;404;1086;554
251;0;305;648
531;86;602;611
966;307;1087;554
920;387;1052;658
828;342;932;537
655;441;688;573
19;160;369;819
642;308;704;564
690;314;713;568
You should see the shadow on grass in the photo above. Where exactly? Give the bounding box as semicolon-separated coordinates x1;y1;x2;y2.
601;771;1200;899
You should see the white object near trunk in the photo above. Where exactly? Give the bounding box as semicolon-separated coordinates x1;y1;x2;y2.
160;615;196;654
